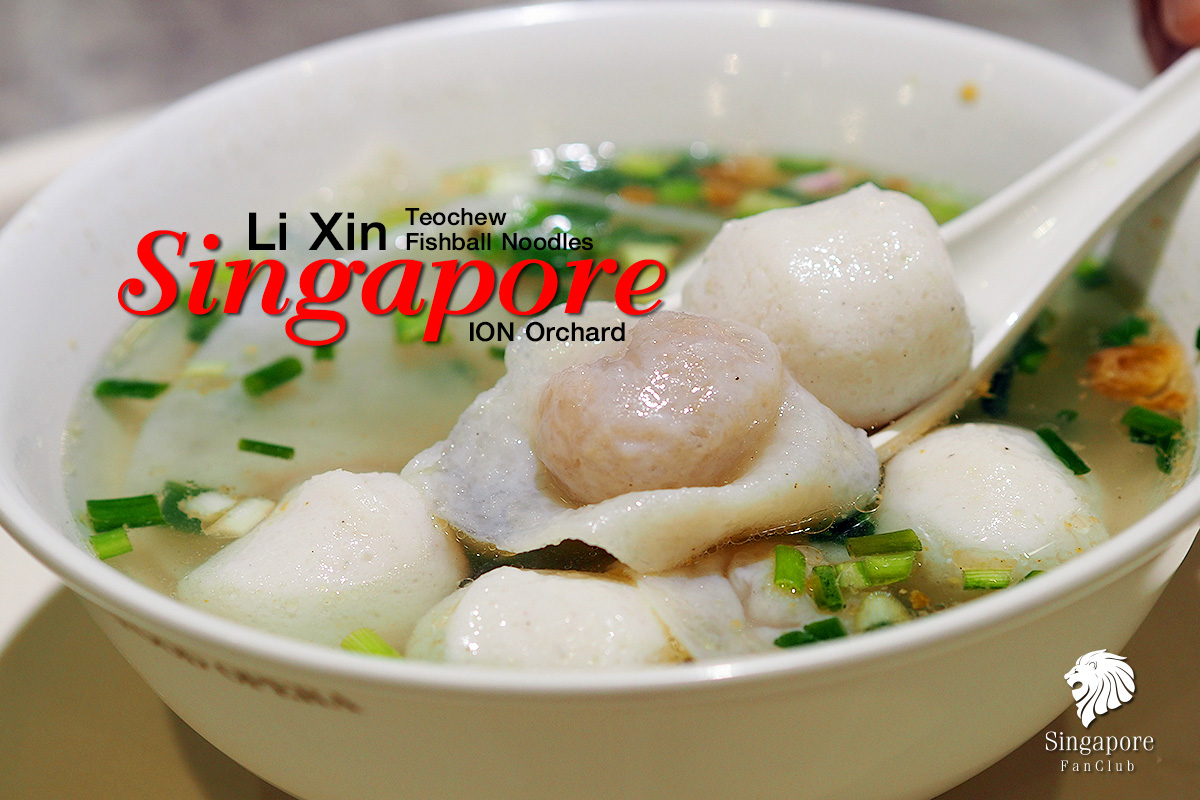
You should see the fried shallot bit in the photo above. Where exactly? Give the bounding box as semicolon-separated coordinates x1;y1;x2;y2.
1085;342;1188;412
700;178;743;208
908;589;931;611
618;185;657;205
697;156;785;189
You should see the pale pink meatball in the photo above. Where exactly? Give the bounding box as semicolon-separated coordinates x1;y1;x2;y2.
535;311;786;504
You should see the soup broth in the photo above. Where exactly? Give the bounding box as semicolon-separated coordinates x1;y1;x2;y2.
64;146;1196;660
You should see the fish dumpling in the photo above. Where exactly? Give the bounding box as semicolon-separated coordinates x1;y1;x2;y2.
403;304;879;573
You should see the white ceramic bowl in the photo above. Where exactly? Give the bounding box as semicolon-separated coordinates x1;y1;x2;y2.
2;3;1198;799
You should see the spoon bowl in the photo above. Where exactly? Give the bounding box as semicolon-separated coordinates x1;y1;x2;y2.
871;49;1200;458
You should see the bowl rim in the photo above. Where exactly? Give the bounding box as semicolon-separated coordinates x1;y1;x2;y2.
2;0;1192;696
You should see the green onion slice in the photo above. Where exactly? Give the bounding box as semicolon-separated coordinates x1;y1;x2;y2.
773;629;816;648
1100;315;1149;347
858;552;916;586
803;617;847;641
93;379;169;400
340;628;401;657
811;564;844;611
845;528;923;557
835;560;868;591
238;438;295;460
773;545;807;592
1155;436;1179;474
811;510;875;541
772;617;847;649
160;480;207;534
186;310;223;344
488;346;506;361
1035;426;1091;475
242;356;303;396
1022;569;1045;582
394;309;430;344
90;529;133;560
313;344;336;361
1122;406;1183;438
1073;257;1111;288
962;569;1013;590
86;495;166;532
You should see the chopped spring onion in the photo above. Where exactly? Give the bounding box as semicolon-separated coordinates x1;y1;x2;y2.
313;344;336;361
804;617;847;641
855;592;912;632
858;552;916;586
1195;325;1200;351
776;155;829;175
835;560;868;591
811;565;844;611
962;569;1013;590
90;529;133;560
1074;256;1111;288
773;629;816;648
1035;426;1091;475
340;628;401;657
238;438;295;460
181;360;227;379
1155;435;1179;474
394;309;430;344
488;346;506;361
613;152;674;181
773;545;807;592
656;178;703;205
160;481;207;534
86;494;166;532
93;379;169;400
242;356;303;396
186;310;223;344
1012;335;1049;374
1100;315;1149;347
772;617;847;649
812;510;875;541
1023;569;1045;581
845;528;923;557
1122;405;1183;438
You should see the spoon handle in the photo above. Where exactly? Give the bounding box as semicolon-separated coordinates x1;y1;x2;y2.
872;50;1200;459
948;48;1200;365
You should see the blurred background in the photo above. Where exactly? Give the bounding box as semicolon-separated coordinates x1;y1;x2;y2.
0;0;1158;145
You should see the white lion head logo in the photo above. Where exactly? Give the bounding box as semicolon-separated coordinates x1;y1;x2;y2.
1064;649;1135;728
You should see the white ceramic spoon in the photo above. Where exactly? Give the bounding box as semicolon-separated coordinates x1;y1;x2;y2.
869;49;1200;460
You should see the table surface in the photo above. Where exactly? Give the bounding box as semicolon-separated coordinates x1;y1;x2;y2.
0;4;1192;797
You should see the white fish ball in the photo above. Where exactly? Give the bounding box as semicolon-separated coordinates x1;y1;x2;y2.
406;567;679;668
177;470;468;647
873;423;1107;593
682;183;971;429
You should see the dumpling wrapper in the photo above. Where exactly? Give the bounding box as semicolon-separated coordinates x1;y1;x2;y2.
403;303;880;573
